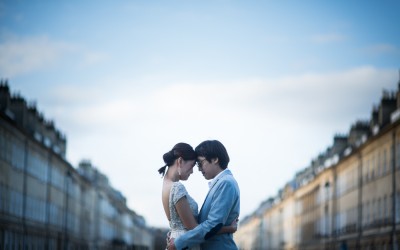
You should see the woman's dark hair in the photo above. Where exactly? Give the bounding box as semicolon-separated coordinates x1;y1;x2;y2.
158;142;197;177
195;140;230;169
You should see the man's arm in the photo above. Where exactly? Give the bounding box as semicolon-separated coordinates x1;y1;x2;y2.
175;195;237;233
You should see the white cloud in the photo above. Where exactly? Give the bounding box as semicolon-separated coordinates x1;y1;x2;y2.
80;51;108;68
0;35;75;77
311;33;347;43
0;35;108;77
363;43;400;56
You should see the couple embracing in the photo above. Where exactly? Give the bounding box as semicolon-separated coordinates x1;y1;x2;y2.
159;140;240;250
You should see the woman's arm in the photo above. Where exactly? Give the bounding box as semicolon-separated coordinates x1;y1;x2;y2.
175;198;237;234
216;218;238;234
175;197;198;230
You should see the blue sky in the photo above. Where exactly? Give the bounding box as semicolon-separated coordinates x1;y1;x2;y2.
0;1;399;228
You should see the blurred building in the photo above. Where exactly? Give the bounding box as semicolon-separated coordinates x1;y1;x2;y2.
0;81;155;249
235;77;400;249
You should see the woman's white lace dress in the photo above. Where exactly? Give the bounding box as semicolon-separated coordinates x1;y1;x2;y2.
169;182;200;250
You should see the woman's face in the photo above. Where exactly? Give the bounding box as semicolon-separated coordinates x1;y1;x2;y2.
180;159;196;181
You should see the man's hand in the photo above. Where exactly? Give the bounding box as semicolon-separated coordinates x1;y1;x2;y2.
167;237;176;250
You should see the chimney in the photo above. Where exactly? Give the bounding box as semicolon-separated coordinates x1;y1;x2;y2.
378;90;396;127
0;79;11;111
330;134;348;156
397;69;400;109
348;120;370;147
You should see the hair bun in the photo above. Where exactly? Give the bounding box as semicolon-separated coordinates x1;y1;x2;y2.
163;150;175;165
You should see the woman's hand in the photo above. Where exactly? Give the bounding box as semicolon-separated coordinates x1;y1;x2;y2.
230;217;239;233
167;238;176;250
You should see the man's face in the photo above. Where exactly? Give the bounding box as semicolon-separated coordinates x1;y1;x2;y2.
197;156;214;180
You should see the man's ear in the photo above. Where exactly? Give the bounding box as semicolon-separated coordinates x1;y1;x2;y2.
212;158;219;164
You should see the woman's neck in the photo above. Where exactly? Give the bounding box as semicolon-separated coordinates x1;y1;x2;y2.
165;168;179;182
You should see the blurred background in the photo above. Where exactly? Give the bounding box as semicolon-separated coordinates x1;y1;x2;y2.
0;1;399;249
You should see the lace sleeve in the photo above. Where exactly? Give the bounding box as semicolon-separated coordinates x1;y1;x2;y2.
171;182;188;205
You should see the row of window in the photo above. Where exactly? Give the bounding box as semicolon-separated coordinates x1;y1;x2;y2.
0;126;152;248
363;143;400;184
333;143;400;198
0;189;92;238
362;195;394;226
301;170;397;213
0;185;63;225
100;218;116;241
27;152;48;183
0;134;84;199
265;194;400;238
1;230;57;250
336;165;358;196
326;194;400;233
100;197;118;219
364;147;390;181
0;185;142;243
0;229;150;250
1;130;67;192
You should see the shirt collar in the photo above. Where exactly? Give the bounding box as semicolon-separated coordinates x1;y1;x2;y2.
208;169;228;189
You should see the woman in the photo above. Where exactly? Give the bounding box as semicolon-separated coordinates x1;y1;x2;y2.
158;143;237;249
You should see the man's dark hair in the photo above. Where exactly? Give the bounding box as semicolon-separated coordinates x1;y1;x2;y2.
195;140;230;169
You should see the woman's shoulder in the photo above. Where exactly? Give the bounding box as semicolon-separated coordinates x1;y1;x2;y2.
170;181;188;204
171;181;187;192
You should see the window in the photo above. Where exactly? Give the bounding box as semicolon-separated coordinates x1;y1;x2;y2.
396;192;400;223
372;154;377;179
383;148;387;174
25;196;46;223
50;167;64;190
0;132;11;164
295;200;302;215
336;174;348;197
364;159;370;182
345;207;357;230
66;211;75;232
378;198;382;221
49;203;62;226
9;189;23;217
371;199;376;223
397;141;400;168
66;178;81;200
27;152;48;183
350;168;356;190
100;198;117;219
11;140;24;170
0;185;3;212
384;196;388;220
0;130;5;160
377;151;382;177
365;202;370;226
100;219;115;240
335;213;340;231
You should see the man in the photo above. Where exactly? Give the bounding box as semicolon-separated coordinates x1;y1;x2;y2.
168;140;240;250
